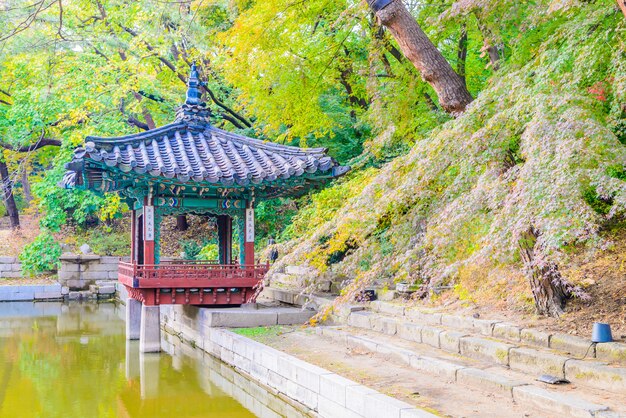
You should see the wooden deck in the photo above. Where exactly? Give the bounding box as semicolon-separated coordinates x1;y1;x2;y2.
119;260;268;306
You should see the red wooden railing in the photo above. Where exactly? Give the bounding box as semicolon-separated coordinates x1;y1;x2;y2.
119;260;269;306
118;260;269;288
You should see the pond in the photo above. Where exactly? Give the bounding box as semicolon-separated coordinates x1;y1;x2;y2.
0;301;305;418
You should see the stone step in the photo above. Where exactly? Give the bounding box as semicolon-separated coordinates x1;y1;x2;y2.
346;309;626;395
318;326;620;418
269;272;306;289
367;301;626;366
284;265;315;276
259;287;333;310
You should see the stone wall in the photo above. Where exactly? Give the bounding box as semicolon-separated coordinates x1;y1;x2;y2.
0;257;24;278
0;254;128;285
58;254;129;289
161;306;437;418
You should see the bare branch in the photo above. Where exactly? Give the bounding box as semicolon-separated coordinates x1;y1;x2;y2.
0;0;55;42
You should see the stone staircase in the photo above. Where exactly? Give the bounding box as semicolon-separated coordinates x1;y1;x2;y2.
320;301;626;417
266;265;334;293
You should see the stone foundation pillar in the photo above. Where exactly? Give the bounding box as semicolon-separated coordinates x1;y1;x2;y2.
126;298;142;340
139;304;161;353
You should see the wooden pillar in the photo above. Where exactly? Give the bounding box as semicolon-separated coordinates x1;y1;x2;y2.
217;215;232;264
143;197;155;265
244;206;255;266
130;209;136;262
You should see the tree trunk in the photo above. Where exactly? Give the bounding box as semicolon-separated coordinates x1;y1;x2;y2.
477;21;501;70
0;160;20;229
21;167;32;206
457;25;468;85
176;215;188;231
367;0;473;114
518;228;568;317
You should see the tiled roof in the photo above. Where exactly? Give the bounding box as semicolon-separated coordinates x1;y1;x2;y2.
61;65;349;191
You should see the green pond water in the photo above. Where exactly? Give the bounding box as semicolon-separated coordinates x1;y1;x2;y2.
0;302;297;418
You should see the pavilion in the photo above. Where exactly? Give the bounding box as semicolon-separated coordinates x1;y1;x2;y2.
61;64;349;352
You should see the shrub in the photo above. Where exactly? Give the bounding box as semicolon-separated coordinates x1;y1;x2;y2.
19;231;61;276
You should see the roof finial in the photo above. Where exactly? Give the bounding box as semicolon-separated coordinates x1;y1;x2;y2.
185;62;203;106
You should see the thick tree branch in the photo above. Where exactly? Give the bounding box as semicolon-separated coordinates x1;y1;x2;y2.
368;0;473;114
118;99;150;131
202;84;252;128
219;113;245;129
0;137;61;152
132;92;156;129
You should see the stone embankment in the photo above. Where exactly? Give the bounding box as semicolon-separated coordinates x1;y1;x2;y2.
0;256;25;278
319;299;626;417
161;305;438;418
0;282;116;302
161;332;312;418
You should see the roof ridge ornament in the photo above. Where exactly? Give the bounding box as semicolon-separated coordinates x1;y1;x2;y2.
176;63;211;129
185;62;203;106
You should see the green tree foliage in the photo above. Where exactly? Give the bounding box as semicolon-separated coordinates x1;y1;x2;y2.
272;0;626;315
2;0;624;315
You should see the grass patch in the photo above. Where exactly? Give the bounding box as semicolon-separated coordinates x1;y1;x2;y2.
231;325;293;339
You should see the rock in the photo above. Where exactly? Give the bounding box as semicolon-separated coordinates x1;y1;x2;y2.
79;243;92;254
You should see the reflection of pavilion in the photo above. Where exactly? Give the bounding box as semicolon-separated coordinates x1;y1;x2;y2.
62;64;349;353
120;340;257;418
120;333;308;418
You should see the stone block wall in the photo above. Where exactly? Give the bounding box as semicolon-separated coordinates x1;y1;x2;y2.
58;254;129;290
0;257;24;278
161;305;437;418
1;253;177;289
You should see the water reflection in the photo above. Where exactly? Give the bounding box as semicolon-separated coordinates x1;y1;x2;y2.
0;301;302;418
